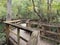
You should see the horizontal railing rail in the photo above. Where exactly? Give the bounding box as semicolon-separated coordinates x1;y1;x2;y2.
4;20;38;45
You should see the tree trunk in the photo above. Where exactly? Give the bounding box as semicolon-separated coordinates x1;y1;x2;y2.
47;0;53;23
6;0;12;21
32;0;43;21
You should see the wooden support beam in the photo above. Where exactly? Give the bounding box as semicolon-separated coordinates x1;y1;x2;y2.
4;23;34;32
27;31;39;45
9;29;28;42
9;36;17;44
5;24;10;45
4;21;39;45
17;28;20;45
4;20;20;23
40;35;60;43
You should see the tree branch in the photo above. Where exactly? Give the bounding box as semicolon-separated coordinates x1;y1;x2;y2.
31;0;42;20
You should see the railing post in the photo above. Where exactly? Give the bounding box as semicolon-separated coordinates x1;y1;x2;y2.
26;19;30;27
27;31;39;45
5;24;10;45
17;28;20;45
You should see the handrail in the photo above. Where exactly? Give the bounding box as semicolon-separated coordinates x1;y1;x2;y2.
40;23;60;27
5;23;37;32
4;21;39;45
4;20;21;23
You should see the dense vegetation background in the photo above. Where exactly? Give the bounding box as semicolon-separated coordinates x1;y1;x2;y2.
0;0;60;23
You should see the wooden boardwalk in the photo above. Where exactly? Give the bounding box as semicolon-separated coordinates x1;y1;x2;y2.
9;24;57;45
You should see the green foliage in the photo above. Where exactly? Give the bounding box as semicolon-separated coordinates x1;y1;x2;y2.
11;0;39;19
0;0;7;19
0;0;60;21
0;23;6;44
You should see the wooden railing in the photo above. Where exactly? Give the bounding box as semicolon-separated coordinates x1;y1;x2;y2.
4;20;60;45
40;23;60;43
4;20;38;45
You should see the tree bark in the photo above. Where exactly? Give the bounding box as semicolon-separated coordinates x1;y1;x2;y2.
32;0;43;21
6;0;12;21
47;0;53;23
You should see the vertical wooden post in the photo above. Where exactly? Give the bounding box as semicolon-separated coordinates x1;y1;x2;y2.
26;19;31;27
17;28;20;45
41;26;45;36
5;24;10;45
27;31;39;45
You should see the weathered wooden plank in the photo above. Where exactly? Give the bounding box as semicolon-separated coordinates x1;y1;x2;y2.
27;31;39;45
4;22;39;45
9;38;16;45
9;29;29;42
9;36;17;44
17;28;20;45
41;23;60;27
9;30;56;45
40;35;60;43
4;20;21;23
5;24;10;45
40;29;60;35
4;23;38;32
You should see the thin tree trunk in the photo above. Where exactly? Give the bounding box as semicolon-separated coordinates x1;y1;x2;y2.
47;0;53;23
6;0;12;21
32;0;42;21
